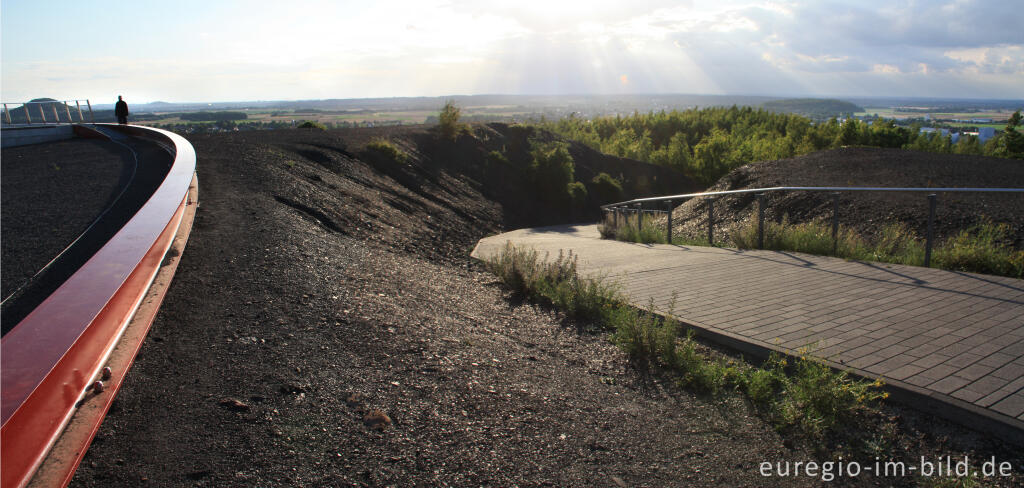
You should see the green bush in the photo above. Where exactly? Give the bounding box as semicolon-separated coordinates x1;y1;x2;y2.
297;120;326;130
483;242;621;324
567;181;588;209
365;138;408;164
590;172;624;205
529;141;575;203
933;221;1024;277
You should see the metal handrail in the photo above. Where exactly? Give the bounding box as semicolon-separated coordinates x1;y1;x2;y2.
1;99;94;125
601;186;1024;267
601;186;1024;209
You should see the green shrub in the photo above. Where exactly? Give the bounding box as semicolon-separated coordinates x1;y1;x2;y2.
365;138;408;164
933;221;1024;278
297;120;326;130
609;304;679;365
567;181;588;209
590;172;624;205
438;100;465;140
613;213;668;244
486;150;509;167
483;242;621;324
530;141;575;203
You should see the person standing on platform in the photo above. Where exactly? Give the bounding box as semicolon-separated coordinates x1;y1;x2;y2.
115;95;129;125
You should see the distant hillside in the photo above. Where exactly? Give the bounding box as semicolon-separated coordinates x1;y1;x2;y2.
762;98;863;118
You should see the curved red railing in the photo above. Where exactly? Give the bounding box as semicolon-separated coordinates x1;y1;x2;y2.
1;124;197;488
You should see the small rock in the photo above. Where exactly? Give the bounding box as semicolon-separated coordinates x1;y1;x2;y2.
611;476;628;488
363;410;392;431
345;392;364;407
219;398;250;412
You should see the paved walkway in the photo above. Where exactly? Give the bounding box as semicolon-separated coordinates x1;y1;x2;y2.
472;224;1024;435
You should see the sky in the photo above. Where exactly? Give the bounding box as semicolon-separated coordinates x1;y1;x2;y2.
2;0;1022;104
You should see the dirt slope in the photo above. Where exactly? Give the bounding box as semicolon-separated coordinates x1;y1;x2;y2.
665;147;1024;246
69;126;809;487
68;128;1022;486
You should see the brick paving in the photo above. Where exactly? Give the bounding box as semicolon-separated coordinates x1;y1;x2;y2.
472;224;1024;428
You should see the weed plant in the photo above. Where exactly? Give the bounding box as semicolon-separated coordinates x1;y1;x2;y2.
601;213;713;247
484;243;887;441
604;213;1022;278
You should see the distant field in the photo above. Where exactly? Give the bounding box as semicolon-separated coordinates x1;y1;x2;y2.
147;105;537;126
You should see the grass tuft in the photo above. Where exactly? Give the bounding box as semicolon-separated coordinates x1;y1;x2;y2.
604;212;1022;278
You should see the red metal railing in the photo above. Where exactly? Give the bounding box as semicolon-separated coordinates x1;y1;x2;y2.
1;124;197;488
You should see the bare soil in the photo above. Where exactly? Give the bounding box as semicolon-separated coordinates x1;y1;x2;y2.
54;126;1023;486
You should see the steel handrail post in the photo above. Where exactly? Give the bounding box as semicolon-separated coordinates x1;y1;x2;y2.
925;194;937;267
24;103;32;124
757;193;765;249
666;199;673;243
706;197;714;245
831;192;840;255
86;100;93;123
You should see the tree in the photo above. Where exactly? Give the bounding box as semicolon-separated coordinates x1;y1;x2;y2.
438;100;463;140
996;110;1024;159
529;141;575;203
834;119;860;146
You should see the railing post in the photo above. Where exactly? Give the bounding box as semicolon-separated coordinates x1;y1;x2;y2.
666;199;673;243
63;101;73;122
831;192;840;255
75;100;84;122
3;104;10;124
39;103;47;124
706;197;714;246
86;99;93;123
24;103;32;124
757;193;765;249
51;103;60;123
635;203;643;233
925;194;936;267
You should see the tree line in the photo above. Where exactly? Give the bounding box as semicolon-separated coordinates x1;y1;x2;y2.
540;107;1024;186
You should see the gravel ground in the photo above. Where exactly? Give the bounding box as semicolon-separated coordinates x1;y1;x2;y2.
69;127;811;487
1;138;133;298
21;126;1016;487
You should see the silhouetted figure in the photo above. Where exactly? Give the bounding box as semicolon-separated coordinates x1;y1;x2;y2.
115;96;129;125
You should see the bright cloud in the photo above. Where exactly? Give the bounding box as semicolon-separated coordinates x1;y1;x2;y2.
1;0;1021;102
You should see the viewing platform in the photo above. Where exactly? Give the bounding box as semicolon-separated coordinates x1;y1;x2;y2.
472;224;1024;440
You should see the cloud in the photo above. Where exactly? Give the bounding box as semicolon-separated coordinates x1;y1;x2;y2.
2;0;1021;101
